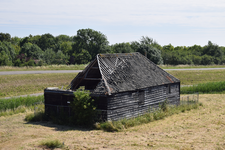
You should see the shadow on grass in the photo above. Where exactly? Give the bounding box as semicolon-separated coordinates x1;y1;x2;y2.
24;112;94;132
24;121;92;132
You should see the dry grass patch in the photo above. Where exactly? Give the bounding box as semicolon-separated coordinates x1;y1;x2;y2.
0;73;77;98
1;94;225;149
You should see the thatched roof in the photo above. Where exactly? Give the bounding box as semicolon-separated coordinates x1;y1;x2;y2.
69;52;179;95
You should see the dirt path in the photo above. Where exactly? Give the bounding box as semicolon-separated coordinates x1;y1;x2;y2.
0;94;225;149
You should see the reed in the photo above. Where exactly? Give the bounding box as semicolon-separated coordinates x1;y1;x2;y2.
0;95;44;112
181;81;225;94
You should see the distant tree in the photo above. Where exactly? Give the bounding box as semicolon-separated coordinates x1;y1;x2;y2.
162;44;174;51
19;34;41;47
0;41;16;65
54;50;69;64
26;59;36;66
56;35;73;43
43;48;56;65
38;33;56;51
203;41;223;58
137;45;163;64
11;36;21;45
131;36;163;64
201;55;213;65
14;58;22;67
0;51;12;66
60;41;72;55
20;43;43;59
73;49;91;64
72;28;109;60
111;42;134;53
187;45;203;56
192;55;202;65
0;33;11;42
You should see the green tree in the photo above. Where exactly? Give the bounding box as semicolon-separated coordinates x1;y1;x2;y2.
110;42;134;53
163;44;174;51
20;43;43;59
73;49;91;64
192;55;202;65
0;41;16;65
43;48;56;65
19;34;41;47
201;55;213;65
59;41;72;55
0;51;12;66
38;33;56;51
72;28;109;60
138;45;163;64
131;36;163;64
0;33;11;42
56;35;73;43
187;45;203;56
203;41;223;58
54;50;69;64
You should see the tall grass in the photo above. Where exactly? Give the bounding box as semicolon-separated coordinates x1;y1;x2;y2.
97;102;202;132
39;139;64;149
0;95;44;111
181;81;225;94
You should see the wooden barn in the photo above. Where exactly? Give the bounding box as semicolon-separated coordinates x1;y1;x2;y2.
44;52;180;121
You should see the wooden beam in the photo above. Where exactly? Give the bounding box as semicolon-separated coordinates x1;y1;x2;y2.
83;78;102;81
84;60;97;78
90;67;99;69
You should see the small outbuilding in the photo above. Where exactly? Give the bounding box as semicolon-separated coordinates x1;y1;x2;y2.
44;52;180;121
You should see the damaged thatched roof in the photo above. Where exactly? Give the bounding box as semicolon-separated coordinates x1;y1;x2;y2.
69;52;180;95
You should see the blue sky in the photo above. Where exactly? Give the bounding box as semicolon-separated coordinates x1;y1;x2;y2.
1;0;225;46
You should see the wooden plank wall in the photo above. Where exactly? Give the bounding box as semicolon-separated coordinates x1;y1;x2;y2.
106;83;180;121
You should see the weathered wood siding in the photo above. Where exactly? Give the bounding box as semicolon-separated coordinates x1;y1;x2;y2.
44;83;180;121
106;83;180;121
44;90;74;116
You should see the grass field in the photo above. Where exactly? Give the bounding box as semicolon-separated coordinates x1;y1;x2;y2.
1;66;225;149
167;69;225;85
1;69;225;98
0;94;224;149
159;64;225;69
0;73;77;98
0;64;87;71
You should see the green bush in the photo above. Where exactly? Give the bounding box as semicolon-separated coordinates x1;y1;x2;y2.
70;89;97;126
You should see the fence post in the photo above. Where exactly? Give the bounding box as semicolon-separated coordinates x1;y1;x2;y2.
197;92;199;102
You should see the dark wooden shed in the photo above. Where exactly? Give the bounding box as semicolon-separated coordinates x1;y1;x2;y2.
44;52;180;121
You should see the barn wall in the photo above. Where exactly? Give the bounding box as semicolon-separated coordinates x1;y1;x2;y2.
44;90;74;116
106;83;180;121
44;89;108;120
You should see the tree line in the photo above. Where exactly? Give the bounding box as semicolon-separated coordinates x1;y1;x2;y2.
0;29;225;66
